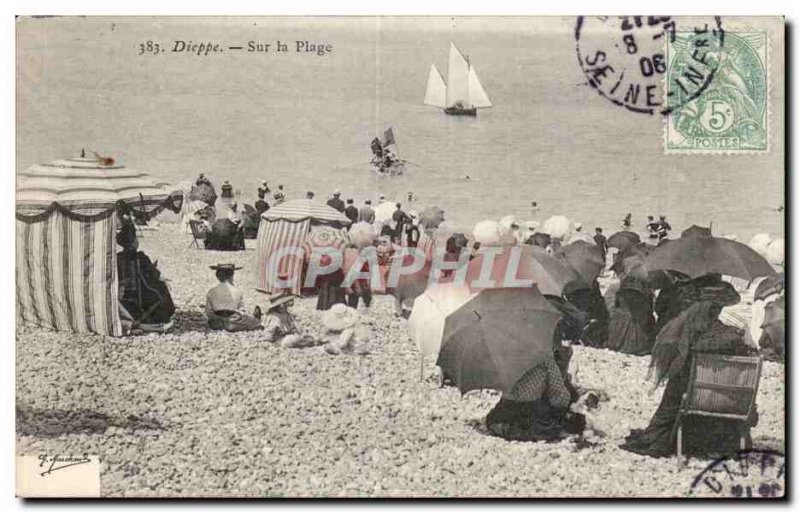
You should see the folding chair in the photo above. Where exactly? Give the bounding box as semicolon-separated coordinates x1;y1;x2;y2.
188;220;208;248
675;354;762;465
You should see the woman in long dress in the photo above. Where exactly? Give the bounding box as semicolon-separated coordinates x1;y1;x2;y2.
606;277;656;355
315;254;346;311
620;299;756;458
485;329;583;442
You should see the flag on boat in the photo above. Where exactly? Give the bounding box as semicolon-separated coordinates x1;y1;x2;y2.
384;127;395;146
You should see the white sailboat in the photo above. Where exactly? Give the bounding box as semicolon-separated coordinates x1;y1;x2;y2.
424;42;491;116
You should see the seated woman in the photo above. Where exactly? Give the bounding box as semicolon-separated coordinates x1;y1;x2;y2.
606;276;656;355
564;280;609;347
241;204;261;239
204;217;245;251
654;273;731;333
485;356;585;442
206;264;262;332
485;328;583;442
116;220;175;330
620;299;757;458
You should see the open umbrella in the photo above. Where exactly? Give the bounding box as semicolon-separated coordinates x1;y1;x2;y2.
473;220;501;245
608;230;641;250
348;222;377;249
540;215;571;239
408;283;478;357
189;182;217;206
520;220;540;242
556;240;606;284
567;231;594;245
436;287;563;395
419;206;445;230
374;201;398;226
755;273;785;301
526;232;552;248
749;233;773;257
16;155;183;218
498;215;522;235
644;230;776;281
302;225;348;260
446;233;469;253
465;245;586;295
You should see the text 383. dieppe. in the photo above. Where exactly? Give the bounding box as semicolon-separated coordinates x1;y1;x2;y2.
138;40;333;56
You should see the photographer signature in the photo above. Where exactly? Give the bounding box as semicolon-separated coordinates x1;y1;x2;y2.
38;453;92;477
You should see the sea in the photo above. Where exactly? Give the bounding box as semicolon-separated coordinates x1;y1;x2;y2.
16;16;785;242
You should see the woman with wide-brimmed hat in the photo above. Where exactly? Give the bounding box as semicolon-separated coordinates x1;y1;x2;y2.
206;264;263;332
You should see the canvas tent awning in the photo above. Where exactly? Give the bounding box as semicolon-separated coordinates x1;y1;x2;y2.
16;156;182;218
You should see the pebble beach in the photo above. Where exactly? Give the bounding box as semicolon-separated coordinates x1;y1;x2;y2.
15;223;786;498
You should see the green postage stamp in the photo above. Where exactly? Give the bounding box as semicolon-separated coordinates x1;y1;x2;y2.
665;32;769;153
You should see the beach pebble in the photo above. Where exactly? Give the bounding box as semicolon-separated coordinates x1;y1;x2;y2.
15;224;786;497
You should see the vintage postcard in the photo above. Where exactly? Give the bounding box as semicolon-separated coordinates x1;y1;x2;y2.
15;15;785;498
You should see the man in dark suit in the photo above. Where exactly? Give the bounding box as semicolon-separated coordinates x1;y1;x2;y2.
344;198;359;224
593;227;608;262
326;190;345;212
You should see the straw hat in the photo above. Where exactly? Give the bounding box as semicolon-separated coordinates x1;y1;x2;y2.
321;303;360;332
210;263;242;271
265;291;295;311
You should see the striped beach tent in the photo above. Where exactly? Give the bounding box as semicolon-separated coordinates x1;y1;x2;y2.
16;155;183;337
261;198;351;226
257;199;352;295
256;219;311;295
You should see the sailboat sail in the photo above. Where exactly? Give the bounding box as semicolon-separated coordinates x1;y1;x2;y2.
467;67;492;108
423;64;447;108
445;43;470;108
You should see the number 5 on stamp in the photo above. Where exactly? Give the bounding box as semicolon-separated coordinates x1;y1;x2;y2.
666;32;769;153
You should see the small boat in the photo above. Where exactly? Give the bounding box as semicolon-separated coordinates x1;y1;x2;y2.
424;42;492;116
370;127;406;177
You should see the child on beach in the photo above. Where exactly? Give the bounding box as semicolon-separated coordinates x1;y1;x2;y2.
262;292;316;348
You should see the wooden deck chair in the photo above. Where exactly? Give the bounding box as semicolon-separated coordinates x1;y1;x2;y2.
188;220;208;248
675;354;762;465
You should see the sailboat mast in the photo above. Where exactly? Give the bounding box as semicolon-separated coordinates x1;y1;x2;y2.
465;54;471;104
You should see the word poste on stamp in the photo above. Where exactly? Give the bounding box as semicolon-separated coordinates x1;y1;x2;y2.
689;450;785;498
576;16;724;116
666;31;768;153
